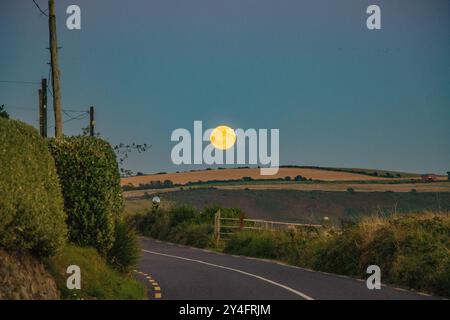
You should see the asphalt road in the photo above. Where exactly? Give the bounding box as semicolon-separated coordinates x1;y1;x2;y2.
137;237;440;300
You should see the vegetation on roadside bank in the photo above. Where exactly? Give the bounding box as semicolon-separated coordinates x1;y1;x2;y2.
1;118;144;300
45;136;144;299
45;245;146;300
131;205;242;248
226;212;450;297
0;118;67;257
132;206;450;298
48;136;124;255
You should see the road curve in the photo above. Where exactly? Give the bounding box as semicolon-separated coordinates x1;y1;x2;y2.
137;237;439;300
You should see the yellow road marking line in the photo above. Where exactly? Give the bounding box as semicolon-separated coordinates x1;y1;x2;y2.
134;270;163;300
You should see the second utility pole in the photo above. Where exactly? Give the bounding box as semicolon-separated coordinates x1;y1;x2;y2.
48;0;63;138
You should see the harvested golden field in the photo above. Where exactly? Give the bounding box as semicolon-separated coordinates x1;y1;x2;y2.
122;167;399;186
122;181;450;199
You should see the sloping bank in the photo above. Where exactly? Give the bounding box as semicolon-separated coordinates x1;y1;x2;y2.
0;249;59;299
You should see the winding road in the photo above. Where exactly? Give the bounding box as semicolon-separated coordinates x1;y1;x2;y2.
136;237;440;300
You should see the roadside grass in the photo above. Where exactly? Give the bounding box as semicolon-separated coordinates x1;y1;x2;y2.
45;244;146;300
224;212;450;298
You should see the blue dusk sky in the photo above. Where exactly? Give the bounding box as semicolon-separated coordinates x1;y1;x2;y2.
1;0;449;174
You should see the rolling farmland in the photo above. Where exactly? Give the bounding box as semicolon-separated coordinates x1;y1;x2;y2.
122;167;428;186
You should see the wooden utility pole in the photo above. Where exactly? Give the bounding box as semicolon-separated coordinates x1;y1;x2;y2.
39;89;43;135
38;78;48;137
89;106;95;136
48;0;63;138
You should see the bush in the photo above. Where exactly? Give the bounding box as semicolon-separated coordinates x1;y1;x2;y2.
46;245;146;300
48;136;123;255
0;118;67;257
225;231;279;259
169;223;214;248
108;220;140;273
225;229;326;265
313;214;450;295
131;205;242;249
0;105;9;119
224;213;450;297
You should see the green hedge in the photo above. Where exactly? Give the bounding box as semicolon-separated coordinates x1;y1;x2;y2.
0;118;67;257
48;136;123;255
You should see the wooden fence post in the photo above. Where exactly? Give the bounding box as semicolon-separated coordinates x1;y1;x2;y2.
214;209;221;246
239;213;244;230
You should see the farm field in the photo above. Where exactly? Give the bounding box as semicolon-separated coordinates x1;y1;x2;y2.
216;181;450;192
121;167;421;186
122;181;450;199
124;188;450;225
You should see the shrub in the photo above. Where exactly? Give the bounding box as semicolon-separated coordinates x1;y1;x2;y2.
169;205;197;227
169;223;214;248
223;213;450;297
0;118;67;257
315;213;450;297
0;105;9;119
48;136;123;255
131;205;242;248
108;220;140;273
225;231;279;259
225;229;325;265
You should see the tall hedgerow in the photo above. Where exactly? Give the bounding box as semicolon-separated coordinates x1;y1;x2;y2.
0;118;67;257
48;136;123;255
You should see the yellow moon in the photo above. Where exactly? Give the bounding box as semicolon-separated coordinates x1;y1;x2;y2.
210;125;236;150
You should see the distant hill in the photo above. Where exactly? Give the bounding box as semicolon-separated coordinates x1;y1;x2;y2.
121;166;423;186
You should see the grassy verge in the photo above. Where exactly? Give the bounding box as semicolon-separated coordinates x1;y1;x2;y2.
45;244;146;300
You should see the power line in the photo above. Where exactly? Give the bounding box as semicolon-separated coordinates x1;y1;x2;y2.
63;110;89;121
32;0;48;17
0;80;40;85
48;113;88;130
4;105;89;113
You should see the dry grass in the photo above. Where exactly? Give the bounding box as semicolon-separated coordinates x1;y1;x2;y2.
122;168;397;186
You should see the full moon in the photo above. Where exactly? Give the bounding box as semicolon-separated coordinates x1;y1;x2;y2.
210;125;236;150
